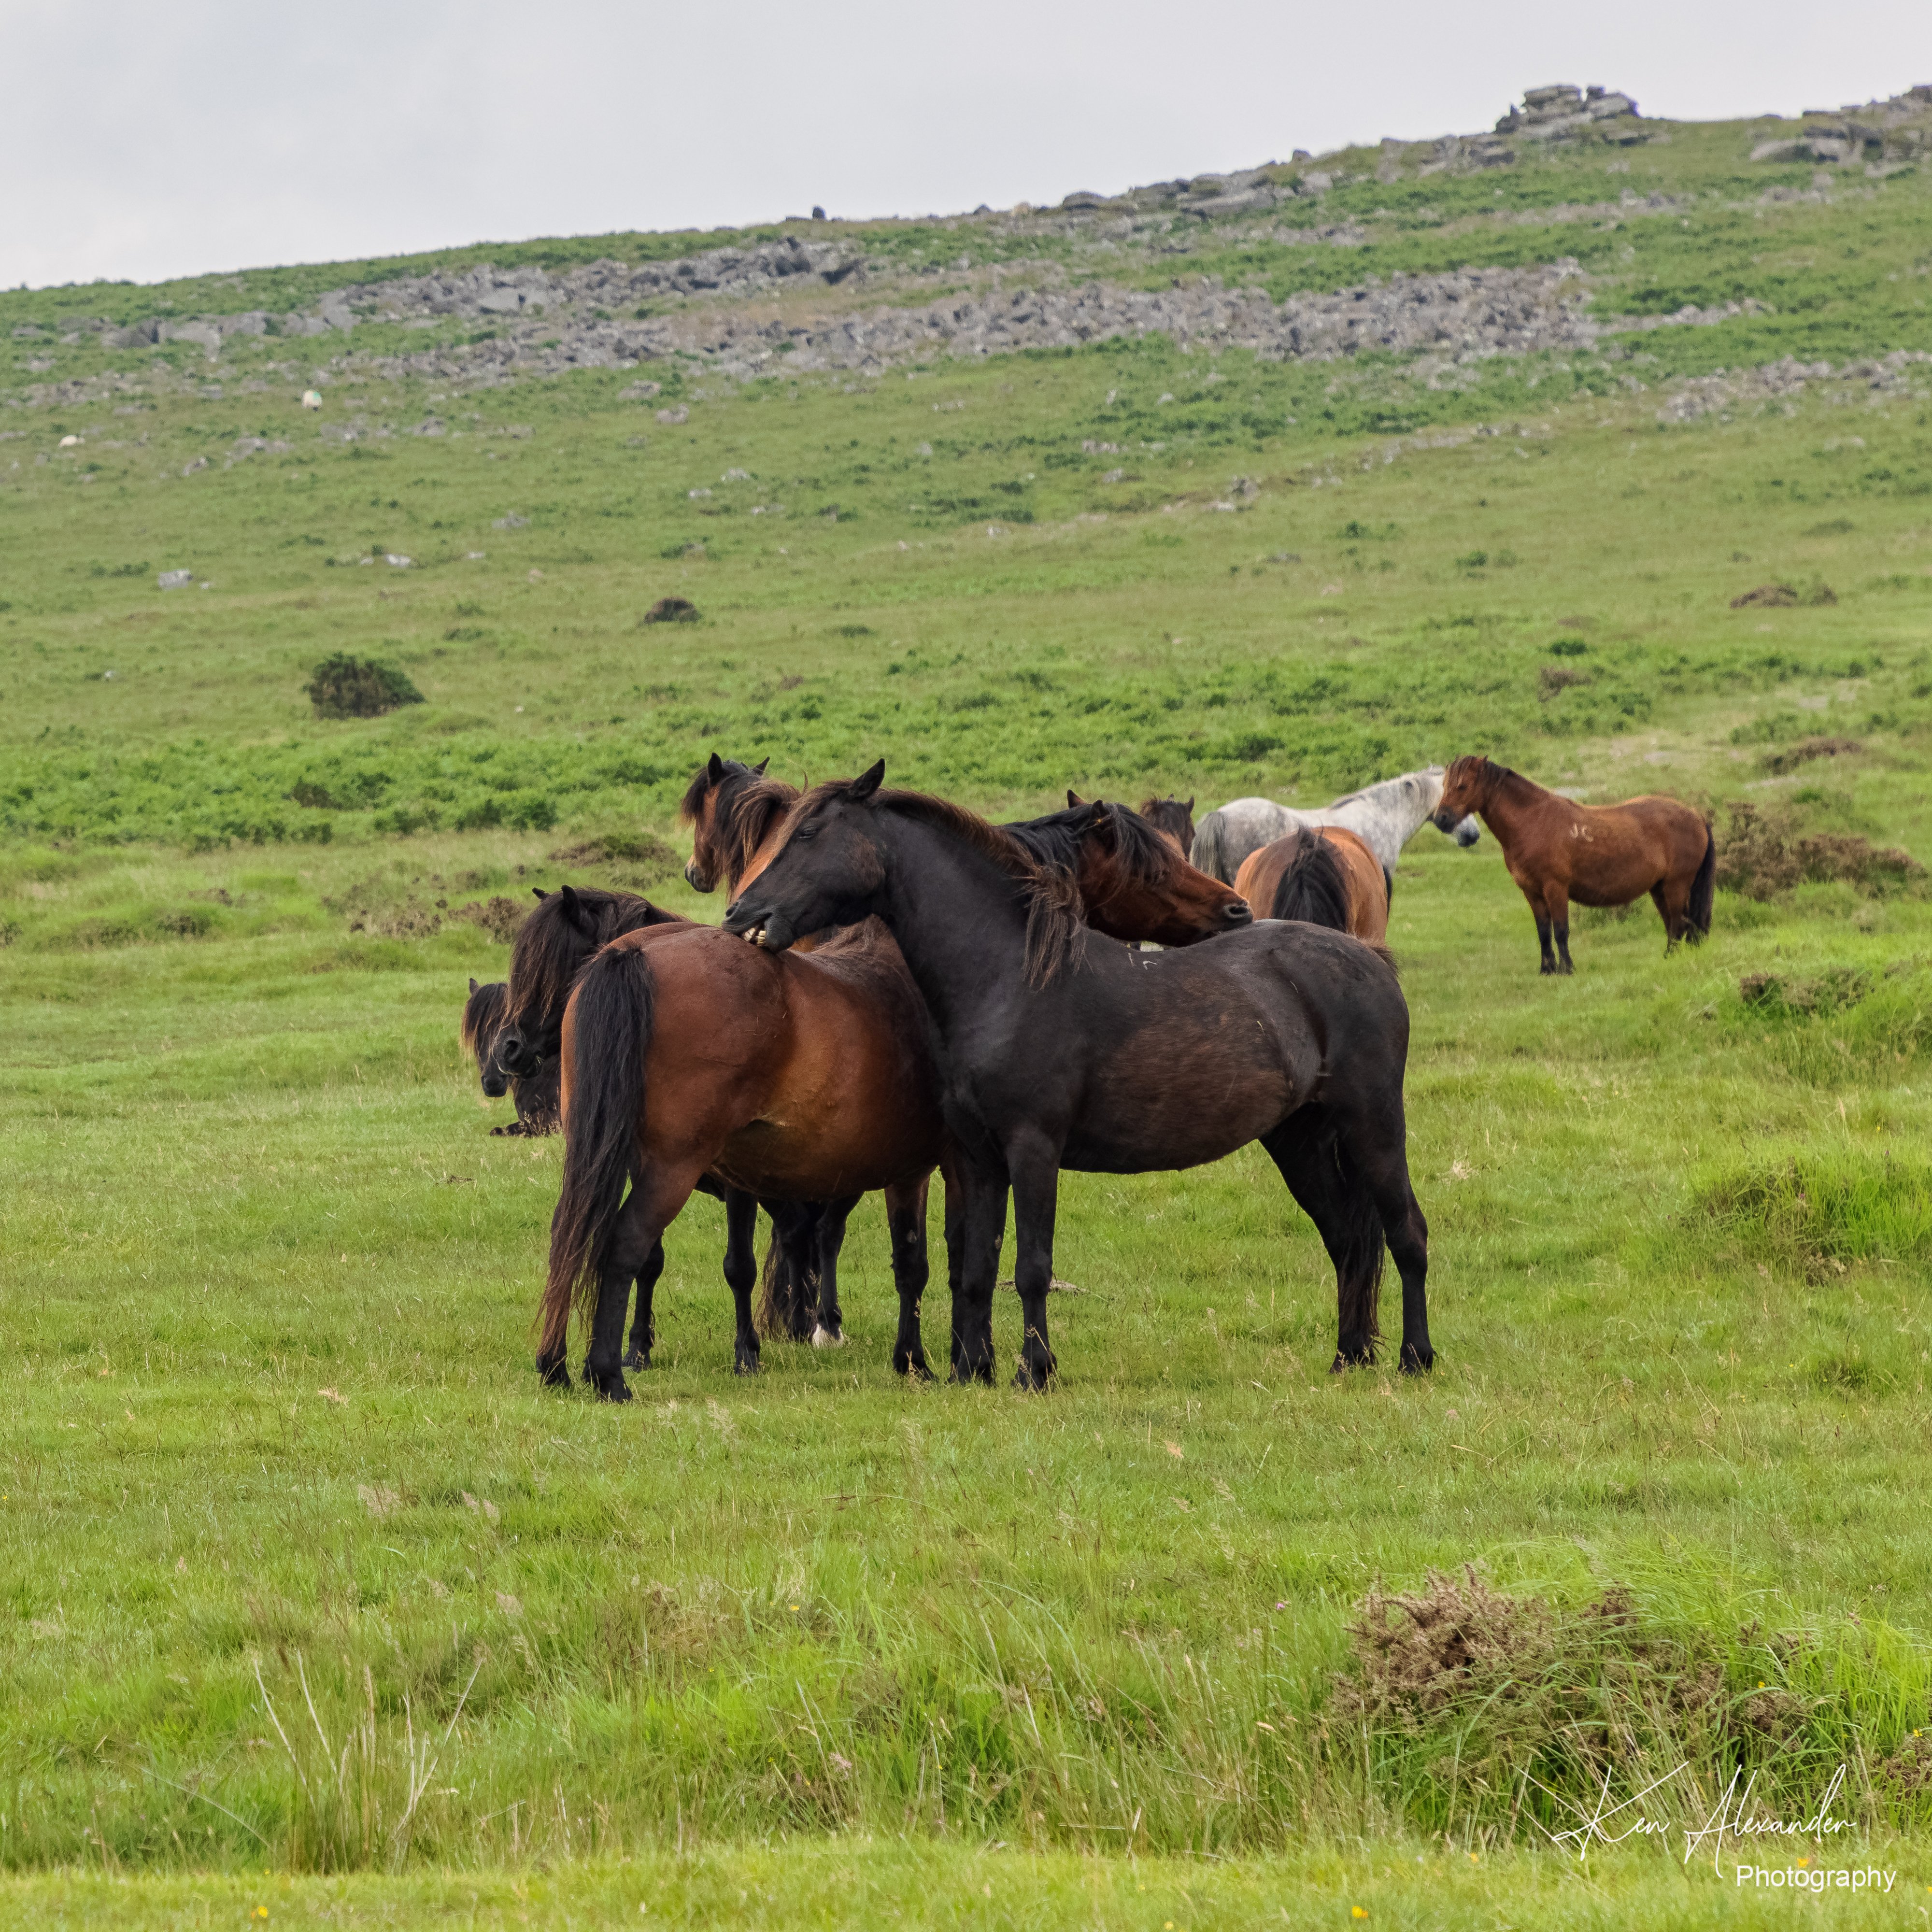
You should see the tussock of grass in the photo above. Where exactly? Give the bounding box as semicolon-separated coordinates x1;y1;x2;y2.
1691;1150;1932;1268
1336;1567;1929;1840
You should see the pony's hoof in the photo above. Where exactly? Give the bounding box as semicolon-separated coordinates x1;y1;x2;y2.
734;1357;762;1376
1400;1344;1435;1375
949;1361;995;1387
810;1324;845;1350
537;1352;570;1389
1011;1359;1056;1392
622;1348;649;1371
590;1373;632;1403
1329;1348;1374;1373
895;1350;934;1381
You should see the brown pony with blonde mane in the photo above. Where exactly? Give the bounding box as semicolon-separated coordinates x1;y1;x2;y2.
1432;755;1714;974
1234;826;1389;945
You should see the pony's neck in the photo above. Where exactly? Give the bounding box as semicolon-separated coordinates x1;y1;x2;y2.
871;812;1039;1036
1474;764;1549;834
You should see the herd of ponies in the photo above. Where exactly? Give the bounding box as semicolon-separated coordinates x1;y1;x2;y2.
459;753;1717;1396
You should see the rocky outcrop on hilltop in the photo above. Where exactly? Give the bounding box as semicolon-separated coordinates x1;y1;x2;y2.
1494;84;1643;141
1748;85;1932;166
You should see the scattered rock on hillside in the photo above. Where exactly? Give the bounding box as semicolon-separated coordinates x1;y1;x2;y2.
642;596;700;625
157;568;193;589
1494;83;1644;142
1747;85;1932;166
656;405;690;425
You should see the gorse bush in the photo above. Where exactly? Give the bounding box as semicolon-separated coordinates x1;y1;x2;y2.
306;654;425;720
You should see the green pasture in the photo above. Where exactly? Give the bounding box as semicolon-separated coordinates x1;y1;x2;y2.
5;106;1932;1926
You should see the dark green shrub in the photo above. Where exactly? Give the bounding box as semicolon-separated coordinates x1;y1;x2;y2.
304;653;424;720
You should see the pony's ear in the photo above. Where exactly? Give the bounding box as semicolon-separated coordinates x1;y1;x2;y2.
848;759;886;801
707;752;725;781
753;757;770;776
1067;788;1086;808
1184;797;1194;812
532;887;549;901
1079;800;1108;829
469;976;480;994
558;884;585;930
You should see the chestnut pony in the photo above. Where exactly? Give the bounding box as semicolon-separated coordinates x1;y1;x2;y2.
1432;755;1714;974
724;764;1434;1391
1233;826;1389;945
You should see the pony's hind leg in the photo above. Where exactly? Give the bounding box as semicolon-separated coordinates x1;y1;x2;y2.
585;1167;701;1401
1652;877;1689;951
1342;1124;1433;1374
885;1174;934;1378
1262;1110;1384;1370
810;1195;861;1348
625;1239;665;1370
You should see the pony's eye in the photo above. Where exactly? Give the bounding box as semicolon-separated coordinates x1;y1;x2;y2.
795;825;817;842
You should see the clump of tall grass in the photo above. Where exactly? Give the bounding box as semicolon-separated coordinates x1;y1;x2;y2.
1690;1150;1932;1272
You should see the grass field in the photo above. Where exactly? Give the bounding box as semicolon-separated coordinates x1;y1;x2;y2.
5;98;1932;1926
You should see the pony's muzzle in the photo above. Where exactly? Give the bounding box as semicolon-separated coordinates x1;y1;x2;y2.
683;859;710;890
1221;899;1253;928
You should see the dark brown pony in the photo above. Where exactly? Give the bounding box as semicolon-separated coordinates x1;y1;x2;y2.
461;978;558;1134
723;765;1434;1391
1432;755;1715;974
540;920;949;1395
1136;794;1197;857
1233;826;1389;945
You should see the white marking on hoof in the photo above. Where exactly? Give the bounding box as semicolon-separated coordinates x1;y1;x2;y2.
811;1324;845;1349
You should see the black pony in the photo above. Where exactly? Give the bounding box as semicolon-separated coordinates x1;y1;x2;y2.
724;764;1434;1388
460;978;560;1135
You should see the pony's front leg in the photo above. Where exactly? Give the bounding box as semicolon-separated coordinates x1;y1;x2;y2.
625;1238;665;1369
885;1172;933;1379
950;1162;1008;1386
811;1194;860;1348
1545;883;1574;974
720;1188;762;1374
1525;892;1559;975
1007;1131;1062;1392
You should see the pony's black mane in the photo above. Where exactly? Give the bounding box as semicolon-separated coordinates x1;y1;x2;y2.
1006;800;1178;889
507;887;682;1035
1269;829;1351;932
788;782;1088;984
460;979;508;1057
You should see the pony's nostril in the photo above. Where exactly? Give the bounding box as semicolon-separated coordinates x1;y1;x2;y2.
1225;901;1252;924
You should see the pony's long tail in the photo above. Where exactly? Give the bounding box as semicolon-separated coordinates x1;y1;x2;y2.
1269;829;1350;931
1190;815;1232;884
1687;824;1716;941
538;943;653;1361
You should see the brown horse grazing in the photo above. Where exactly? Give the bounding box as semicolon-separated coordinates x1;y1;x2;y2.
1234;826;1389;945
1432;755;1715;974
461;978;558;1134
1136;794;1197;857
540;920;950;1396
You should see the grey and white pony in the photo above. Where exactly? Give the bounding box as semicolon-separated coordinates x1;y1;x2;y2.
1191;767;1481;888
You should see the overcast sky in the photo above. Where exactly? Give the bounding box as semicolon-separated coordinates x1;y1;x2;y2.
5;0;1929;291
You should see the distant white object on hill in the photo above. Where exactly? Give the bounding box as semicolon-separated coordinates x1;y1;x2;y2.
301;389;322;409
157;569;192;590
